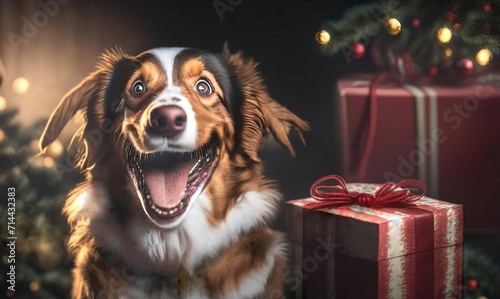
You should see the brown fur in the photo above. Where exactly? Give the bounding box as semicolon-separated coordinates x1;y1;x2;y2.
41;46;310;298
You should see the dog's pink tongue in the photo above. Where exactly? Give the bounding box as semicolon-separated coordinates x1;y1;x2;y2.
144;162;195;208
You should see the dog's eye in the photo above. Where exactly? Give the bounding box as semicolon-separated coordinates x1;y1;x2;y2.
195;79;213;97
132;80;145;96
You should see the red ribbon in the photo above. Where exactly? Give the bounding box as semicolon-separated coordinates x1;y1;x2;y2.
306;175;426;209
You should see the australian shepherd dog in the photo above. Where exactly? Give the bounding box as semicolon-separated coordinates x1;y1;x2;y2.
40;45;309;298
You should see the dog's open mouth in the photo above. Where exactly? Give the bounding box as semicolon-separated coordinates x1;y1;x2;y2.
126;137;219;225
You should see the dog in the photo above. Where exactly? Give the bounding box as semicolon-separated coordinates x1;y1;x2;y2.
40;45;309;298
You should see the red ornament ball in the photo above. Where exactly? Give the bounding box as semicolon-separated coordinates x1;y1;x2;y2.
454;58;474;77
453;22;461;29
483;22;492;30
483;3;491;13
466;278;479;292
349;43;365;59
444;11;456;21
428;65;439;77
412;18;420;27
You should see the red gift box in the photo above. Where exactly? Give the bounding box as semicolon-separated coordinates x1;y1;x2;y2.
285;183;463;299
336;73;500;232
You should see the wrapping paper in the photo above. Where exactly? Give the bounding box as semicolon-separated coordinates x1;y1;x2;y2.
336;73;500;231
285;183;463;299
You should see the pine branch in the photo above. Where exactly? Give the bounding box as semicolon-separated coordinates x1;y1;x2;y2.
320;3;391;54
460;10;500;48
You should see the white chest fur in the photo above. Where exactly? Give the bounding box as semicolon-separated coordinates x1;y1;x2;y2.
75;186;282;297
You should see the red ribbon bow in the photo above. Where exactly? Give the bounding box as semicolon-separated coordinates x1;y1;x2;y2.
306;175;426;210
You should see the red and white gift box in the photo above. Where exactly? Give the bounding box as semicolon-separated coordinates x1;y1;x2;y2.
336;73;500;232
285;183;463;299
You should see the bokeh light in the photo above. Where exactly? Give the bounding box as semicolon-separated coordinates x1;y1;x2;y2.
437;27;452;43
29;281;40;292
13;77;30;94
476;48;492;66
0;96;6;111
43;157;55;168
46;139;64;157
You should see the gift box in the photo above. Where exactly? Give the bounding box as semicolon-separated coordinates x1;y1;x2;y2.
336;73;500;232
285;181;463;299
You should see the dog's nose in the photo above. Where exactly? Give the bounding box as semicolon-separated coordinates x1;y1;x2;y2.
149;105;187;138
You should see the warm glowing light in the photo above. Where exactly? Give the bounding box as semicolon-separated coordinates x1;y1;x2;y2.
29;281;40;292
0;96;6;111
47;139;64;157
476;48;492;66
43;157;55;168
11;167;22;176
30;139;40;152
315;30;330;45
12;77;30;94
437;27;452;43
444;48;453;58
0;129;5;142
387;18;402;35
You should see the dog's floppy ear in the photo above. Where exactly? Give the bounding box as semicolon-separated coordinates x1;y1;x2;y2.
39;48;135;152
39;71;102;151
223;44;310;162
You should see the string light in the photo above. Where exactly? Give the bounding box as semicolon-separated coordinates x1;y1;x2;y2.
315;30;331;45
476;48;492;66
387;18;402;35
437;27;452;43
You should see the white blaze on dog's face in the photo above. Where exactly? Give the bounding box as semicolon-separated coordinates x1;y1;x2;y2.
121;48;232;229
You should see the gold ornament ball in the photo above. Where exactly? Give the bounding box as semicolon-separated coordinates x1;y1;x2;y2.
387;18;402;35
476;48;492;66
30;139;40;153
437;27;452;43
315;30;330;45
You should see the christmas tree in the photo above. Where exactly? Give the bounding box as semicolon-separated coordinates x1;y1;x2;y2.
0;99;81;298
316;0;500;80
463;235;500;299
